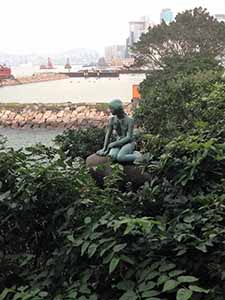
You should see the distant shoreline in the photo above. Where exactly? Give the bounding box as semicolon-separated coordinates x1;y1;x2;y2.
0;73;68;87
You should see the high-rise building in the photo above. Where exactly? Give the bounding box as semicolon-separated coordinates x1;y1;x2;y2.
128;17;154;47
215;14;225;22
140;16;155;31
125;16;155;59
129;21;146;46
104;45;126;63
160;8;173;24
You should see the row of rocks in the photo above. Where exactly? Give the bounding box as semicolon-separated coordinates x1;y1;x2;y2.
0;103;133;129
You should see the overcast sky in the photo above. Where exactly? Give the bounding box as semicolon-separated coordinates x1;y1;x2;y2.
1;0;225;55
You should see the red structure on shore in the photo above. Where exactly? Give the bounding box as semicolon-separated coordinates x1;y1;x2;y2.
64;58;71;71
40;57;54;69
0;65;12;79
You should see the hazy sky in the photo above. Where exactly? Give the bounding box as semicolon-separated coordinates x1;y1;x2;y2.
1;0;225;55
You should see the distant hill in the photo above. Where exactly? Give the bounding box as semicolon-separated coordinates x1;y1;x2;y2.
0;49;100;66
52;48;100;65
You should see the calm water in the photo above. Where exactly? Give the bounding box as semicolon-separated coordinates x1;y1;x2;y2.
0;65;145;103
0;128;64;149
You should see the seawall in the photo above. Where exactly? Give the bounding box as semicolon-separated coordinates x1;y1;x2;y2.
0;73;68;87
0;103;133;129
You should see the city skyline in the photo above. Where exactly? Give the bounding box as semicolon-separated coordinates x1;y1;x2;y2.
1;0;225;56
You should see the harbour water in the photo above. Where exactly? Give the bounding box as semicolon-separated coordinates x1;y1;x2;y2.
0;65;145;103
0;128;64;149
0;74;145;103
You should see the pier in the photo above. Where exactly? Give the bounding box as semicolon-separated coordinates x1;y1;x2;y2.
0;72;68;88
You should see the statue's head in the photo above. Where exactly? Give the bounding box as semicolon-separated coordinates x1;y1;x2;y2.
109;99;124;115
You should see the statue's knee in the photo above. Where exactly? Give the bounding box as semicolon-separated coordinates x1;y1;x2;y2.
117;153;124;162
109;152;117;161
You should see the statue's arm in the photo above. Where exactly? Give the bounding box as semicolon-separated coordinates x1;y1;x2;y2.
102;119;113;150
109;118;134;148
96;117;113;155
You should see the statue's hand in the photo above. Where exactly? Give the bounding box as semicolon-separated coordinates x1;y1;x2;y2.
108;142;116;149
96;149;108;156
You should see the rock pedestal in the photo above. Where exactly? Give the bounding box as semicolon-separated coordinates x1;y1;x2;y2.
86;153;150;187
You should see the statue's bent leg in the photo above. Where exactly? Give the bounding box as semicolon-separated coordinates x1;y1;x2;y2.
109;147;120;161
117;143;138;163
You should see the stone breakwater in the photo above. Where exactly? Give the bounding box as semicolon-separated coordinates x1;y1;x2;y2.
0;72;68;87
0;103;133;129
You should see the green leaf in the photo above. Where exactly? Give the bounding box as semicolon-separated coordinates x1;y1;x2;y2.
176;288;193;300
157;275;169;285
146;271;159;281
113;243;127;252
177;249;187;256
89;295;98;300
169;270;185;278
189;285;209;293
141;290;160;298
119;290;137;300
68;291;78;298
100;241;116;257
159;263;176;272
103;251;114;264
150;262;160;271
195;244;207;253
79;285;91;295
67;207;74;217
0;191;10;202
142;298;161;300
109;257;120;274
0;289;13;300
162;280;179;292
81;241;90;256
139;281;156;291
67;235;75;243
84;217;91;224
78;296;88;300
139;268;151;282
124;223;134;235
88;244;97;258
117;280;135;291
120;255;135;265
177;276;198;283
99;237;114;244
39;291;48;297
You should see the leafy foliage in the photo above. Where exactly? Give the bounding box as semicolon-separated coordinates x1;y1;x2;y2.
1;124;225;299
134;69;225;136
54;127;105;159
132;7;225;69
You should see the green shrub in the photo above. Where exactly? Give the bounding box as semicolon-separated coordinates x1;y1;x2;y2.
134;69;225;137
54;128;105;159
1;129;225;299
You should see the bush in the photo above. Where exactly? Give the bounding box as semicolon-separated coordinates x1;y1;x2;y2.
134;68;225;137
1;127;225;299
54;128;106;159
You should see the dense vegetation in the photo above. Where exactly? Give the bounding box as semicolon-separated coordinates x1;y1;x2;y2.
133;8;225;138
132;7;225;69
54;128;105;159
1;7;225;300
1;122;225;300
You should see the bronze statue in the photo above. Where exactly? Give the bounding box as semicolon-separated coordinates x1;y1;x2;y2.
96;99;141;163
